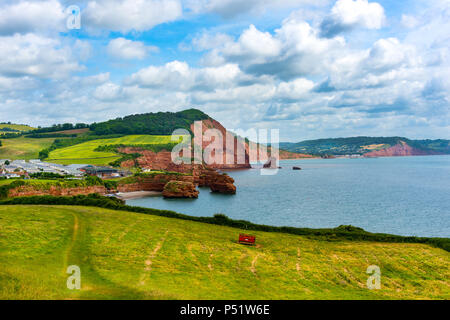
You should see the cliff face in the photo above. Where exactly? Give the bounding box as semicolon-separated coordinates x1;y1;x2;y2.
7;170;235;198
191;119;251;169
364;141;441;157
8;185;107;198
117;174;195;193
118;118;312;171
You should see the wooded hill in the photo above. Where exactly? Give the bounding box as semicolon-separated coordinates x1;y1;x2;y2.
89;109;210;135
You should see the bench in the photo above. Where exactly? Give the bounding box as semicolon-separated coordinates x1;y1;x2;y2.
239;234;256;245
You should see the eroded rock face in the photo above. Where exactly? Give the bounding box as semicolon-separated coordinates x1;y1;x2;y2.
117;174;195;193
364;141;441;157
7;185;107;198
198;169;236;194
163;180;199;198
191;119;252;170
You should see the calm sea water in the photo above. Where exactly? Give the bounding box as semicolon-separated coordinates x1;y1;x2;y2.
127;155;450;238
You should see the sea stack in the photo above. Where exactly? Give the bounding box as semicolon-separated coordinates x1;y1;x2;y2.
163;181;199;198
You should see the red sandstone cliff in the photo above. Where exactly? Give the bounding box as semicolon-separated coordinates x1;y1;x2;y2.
191;119;251;169
8;185;107;198
7;170;235;198
364;141;441;158
118;118;312;171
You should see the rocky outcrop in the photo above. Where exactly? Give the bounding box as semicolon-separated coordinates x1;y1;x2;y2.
364;141;442;158
163;181;199;198
8;185;107;198
263;157;278;169
117;170;236;195
117;173;194;192
197;169;236;194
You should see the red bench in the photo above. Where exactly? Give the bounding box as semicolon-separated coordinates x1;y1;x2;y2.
239;234;256;245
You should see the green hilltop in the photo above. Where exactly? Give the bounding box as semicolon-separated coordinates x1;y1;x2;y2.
89;109;210;135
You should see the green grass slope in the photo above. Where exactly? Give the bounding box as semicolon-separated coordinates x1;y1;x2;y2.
0;137;56;160
0;205;448;300
47;135;181;165
0;123;35;133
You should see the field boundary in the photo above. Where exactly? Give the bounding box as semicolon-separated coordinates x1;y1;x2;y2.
1;194;449;252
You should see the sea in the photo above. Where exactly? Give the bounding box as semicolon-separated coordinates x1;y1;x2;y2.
127;155;450;238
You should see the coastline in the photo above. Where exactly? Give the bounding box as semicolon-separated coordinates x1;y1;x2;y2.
113;191;162;200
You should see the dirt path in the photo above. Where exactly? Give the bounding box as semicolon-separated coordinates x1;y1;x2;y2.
250;254;260;275
139;230;169;285
61;208;146;299
63;212;79;273
208;254;214;271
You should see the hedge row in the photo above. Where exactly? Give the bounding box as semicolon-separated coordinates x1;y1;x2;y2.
1;194;449;252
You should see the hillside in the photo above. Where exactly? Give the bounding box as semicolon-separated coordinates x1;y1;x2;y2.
0;123;35;133
0;136;57;160
280;137;450;157
1;109;310;166
89;109;210;135
0;204;448;299
47;135;182;166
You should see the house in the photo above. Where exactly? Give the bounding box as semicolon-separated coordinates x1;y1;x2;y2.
80;165;119;178
4;173;20;179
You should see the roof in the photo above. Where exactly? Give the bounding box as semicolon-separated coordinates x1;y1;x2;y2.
81;165;118;173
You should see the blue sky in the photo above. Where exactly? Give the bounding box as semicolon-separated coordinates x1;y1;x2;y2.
0;0;449;141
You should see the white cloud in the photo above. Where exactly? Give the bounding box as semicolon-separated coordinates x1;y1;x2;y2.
107;38;158;60
320;0;385;37
74;39;93;61
0;33;82;79
276;78;315;100
366;38;418;72
205;19;345;79
84;0;182;33
93;82;123;101
401;14;419;29
190;32;234;51
185;0;328;18
126;61;246;91
222;25;282;63
0;0;65;35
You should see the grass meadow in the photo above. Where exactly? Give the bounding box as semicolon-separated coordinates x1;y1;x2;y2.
47;135;181;165
0;124;35;132
0;205;448;300
0;137;56;160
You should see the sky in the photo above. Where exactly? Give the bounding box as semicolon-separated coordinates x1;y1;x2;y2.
0;0;449;142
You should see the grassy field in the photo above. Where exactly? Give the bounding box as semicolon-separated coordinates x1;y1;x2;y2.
0;205;448;300
47;135;182;165
0;137;56;160
0;124;35;133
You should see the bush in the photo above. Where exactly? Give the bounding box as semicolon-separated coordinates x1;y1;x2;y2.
0;180;26;198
